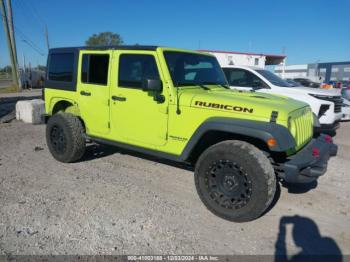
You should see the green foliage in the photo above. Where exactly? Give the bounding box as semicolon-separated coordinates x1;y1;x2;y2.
85;32;124;46
0;65;12;73
36;65;46;71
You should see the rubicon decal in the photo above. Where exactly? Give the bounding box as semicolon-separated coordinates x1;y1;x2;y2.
194;101;254;113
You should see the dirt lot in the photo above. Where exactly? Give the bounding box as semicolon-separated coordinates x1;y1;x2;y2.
0;95;349;257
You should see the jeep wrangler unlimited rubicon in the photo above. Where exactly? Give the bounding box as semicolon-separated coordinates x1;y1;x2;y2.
43;46;337;222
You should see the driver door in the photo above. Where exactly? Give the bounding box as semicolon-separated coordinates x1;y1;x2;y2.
110;51;168;147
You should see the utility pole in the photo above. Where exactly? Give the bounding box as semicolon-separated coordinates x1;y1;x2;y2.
6;0;21;90
0;0;19;90
45;25;50;51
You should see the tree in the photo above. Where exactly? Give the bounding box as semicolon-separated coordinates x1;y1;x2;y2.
0;65;12;73
36;65;46;71
85;32;124;46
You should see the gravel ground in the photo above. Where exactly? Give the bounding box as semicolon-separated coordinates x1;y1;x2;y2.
0;111;349;256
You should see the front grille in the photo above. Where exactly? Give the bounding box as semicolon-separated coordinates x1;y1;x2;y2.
316;96;343;113
290;108;313;150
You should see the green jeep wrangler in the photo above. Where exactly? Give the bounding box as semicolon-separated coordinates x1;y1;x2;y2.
43;46;337;222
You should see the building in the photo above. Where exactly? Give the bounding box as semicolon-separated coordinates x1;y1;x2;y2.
198;50;286;68
275;61;350;82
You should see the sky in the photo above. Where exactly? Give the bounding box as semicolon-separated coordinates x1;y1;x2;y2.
0;0;349;67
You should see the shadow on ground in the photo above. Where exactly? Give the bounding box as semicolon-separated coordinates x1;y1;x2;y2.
275;215;342;262
0;95;41;119
281;180;318;194
80;143;193;171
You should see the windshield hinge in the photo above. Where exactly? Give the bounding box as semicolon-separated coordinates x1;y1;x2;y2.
270;111;278;123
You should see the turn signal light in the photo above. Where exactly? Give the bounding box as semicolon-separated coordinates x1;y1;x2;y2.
267;138;277;148
325;135;332;144
312;148;320;157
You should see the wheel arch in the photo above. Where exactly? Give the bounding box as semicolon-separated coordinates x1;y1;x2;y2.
179;117;296;163
48;99;85;131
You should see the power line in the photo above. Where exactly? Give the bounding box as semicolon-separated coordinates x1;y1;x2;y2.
14;25;45;56
12;0;44;37
19;0;45;26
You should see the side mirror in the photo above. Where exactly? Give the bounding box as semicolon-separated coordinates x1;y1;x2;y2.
142;79;163;92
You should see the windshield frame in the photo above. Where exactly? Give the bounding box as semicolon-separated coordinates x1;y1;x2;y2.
163;51;228;88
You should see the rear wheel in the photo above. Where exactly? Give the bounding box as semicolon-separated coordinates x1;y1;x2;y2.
46;113;85;163
194;140;276;222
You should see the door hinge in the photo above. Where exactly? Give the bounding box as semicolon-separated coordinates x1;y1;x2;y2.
108;122;110;128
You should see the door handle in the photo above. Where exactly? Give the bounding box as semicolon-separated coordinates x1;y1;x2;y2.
80;91;91;96
111;96;127;101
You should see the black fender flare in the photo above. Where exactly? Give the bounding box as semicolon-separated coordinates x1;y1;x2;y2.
179;117;296;161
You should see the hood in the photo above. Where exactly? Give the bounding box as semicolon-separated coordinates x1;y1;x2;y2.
291;86;341;96
178;87;308;120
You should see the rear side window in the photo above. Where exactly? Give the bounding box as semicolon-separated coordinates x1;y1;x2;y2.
118;54;159;89
81;54;109;85
48;53;74;82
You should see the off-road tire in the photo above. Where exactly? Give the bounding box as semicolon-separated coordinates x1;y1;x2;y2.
46;113;85;163
194;140;276;222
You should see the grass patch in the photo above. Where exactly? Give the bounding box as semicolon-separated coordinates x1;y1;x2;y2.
0;85;19;93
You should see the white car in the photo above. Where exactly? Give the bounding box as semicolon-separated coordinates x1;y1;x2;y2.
341;98;350;121
222;66;343;134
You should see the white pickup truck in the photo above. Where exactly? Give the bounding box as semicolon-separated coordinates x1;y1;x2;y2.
222;66;343;134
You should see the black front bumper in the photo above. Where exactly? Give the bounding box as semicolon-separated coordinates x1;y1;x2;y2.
314;121;340;135
280;135;338;184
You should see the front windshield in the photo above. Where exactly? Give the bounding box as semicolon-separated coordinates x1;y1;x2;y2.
256;69;292;87
163;51;228;87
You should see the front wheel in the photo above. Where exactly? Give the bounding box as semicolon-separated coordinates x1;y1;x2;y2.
194;140;276;222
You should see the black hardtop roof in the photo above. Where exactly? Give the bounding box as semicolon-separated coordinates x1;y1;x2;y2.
49;45;160;53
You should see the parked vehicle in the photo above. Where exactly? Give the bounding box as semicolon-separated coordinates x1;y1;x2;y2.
321;82;333;89
341;98;350;121
43;46;337;222
341;81;350;100
221;66;343;134
294;78;320;88
285;79;301;87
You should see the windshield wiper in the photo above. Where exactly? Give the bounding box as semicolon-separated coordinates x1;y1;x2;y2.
175;82;210;90
201;81;230;89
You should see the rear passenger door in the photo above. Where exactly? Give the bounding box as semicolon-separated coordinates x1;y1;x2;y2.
78;51;111;135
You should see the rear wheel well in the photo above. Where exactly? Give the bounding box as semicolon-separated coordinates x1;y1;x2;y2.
188;130;270;164
52;100;73;114
51;101;85;132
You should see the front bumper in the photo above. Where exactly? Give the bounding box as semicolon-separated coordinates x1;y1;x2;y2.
314;121;340;135
341;104;350;121
279;134;338;184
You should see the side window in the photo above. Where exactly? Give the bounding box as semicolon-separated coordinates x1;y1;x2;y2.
224;69;265;88
225;69;250;87
118;54;159;89
81;54;109;85
254;58;259;66
48;53;74;82
247;71;265;87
